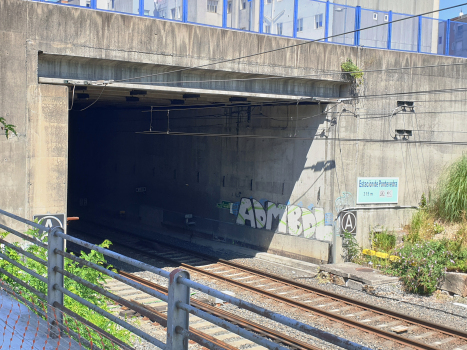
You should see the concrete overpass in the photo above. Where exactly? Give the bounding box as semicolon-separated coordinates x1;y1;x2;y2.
1;0;467;263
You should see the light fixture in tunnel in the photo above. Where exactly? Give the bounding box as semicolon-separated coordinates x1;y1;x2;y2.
171;99;185;105
77;93;89;99
229;97;248;102
183;93;200;99
126;96;139;102
130;90;147;95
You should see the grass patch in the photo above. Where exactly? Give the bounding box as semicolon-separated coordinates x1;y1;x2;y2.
433;155;467;222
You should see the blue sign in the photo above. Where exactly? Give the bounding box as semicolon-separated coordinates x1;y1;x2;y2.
357;177;399;204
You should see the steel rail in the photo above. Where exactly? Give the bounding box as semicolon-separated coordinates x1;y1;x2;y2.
217;258;467;342
119;271;321;350
128;234;467;344
67;225;467;349
181;263;441;350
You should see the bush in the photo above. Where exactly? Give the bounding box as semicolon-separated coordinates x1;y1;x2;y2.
386;240;454;294
0;228;131;348
435;155;467;222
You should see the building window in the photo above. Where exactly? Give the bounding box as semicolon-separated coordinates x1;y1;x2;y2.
438;36;443;44
241;0;246;10
314;13;323;29
171;7;176;18
265;25;271;33
227;1;232;13
384;14;388;21
373;13;378;20
207;0;218;13
276;22;283;35
297;18;303;32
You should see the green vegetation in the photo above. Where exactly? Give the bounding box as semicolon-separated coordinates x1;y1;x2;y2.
341;230;360;262
433;155;467;222
0;228;131;348
0;117;17;139
356;154;467;294
341;58;364;84
371;229;396;252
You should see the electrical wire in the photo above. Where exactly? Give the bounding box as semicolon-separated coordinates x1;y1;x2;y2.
121;61;467;86
68;84;76;111
79;85;107;112
135;130;467;145
113;2;467;84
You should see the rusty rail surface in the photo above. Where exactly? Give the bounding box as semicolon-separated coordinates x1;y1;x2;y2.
118;271;321;350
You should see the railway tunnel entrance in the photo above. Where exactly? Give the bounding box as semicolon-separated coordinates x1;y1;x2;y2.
65;82;336;264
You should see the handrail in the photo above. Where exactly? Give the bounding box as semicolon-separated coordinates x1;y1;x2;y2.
0;208;371;350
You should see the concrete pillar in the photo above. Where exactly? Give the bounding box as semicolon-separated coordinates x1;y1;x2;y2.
28;84;68;222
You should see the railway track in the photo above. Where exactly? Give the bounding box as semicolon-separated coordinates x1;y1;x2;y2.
105;271;320;350
69;223;467;350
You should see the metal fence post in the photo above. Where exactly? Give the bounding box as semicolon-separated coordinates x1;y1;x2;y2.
324;0;330;42
387;11;392;50
354;6;361;46
417;15;422;53
48;226;65;338
259;0;264;33
167;268;190;350
292;0;298;38
445;19;451;55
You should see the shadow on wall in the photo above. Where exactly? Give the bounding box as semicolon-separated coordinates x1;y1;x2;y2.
67;104;334;261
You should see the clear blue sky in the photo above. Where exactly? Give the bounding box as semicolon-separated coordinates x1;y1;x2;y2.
439;0;467;20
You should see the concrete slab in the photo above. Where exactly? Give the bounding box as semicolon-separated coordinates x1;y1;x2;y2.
439;272;467;297
0;290;82;349
320;262;399;286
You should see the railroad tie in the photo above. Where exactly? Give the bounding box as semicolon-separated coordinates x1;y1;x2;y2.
191;321;212;329
375;321;400;328
430;337;455;346
214;333;240;341
202;327;225;335
411;331;435;339
228;339;253;347
360;316;384;323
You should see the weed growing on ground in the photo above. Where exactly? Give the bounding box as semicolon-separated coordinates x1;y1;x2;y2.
371;229;396;252
341;230;360;262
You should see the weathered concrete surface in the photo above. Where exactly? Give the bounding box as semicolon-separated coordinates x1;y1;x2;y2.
439;272;467;297
1;0;467;263
320;262;399;286
28;84;68;218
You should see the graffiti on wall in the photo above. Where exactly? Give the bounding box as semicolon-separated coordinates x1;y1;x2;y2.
226;198;333;241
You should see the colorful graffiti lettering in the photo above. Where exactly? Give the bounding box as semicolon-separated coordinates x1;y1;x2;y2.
233;198;332;241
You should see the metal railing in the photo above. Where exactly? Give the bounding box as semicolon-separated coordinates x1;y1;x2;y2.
0;208;370;349
30;0;467;59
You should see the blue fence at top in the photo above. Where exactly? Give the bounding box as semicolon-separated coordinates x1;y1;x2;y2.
36;0;467;58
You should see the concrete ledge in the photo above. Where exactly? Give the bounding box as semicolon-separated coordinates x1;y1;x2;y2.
320;262;399;286
255;252;320;275
439;272;467;297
